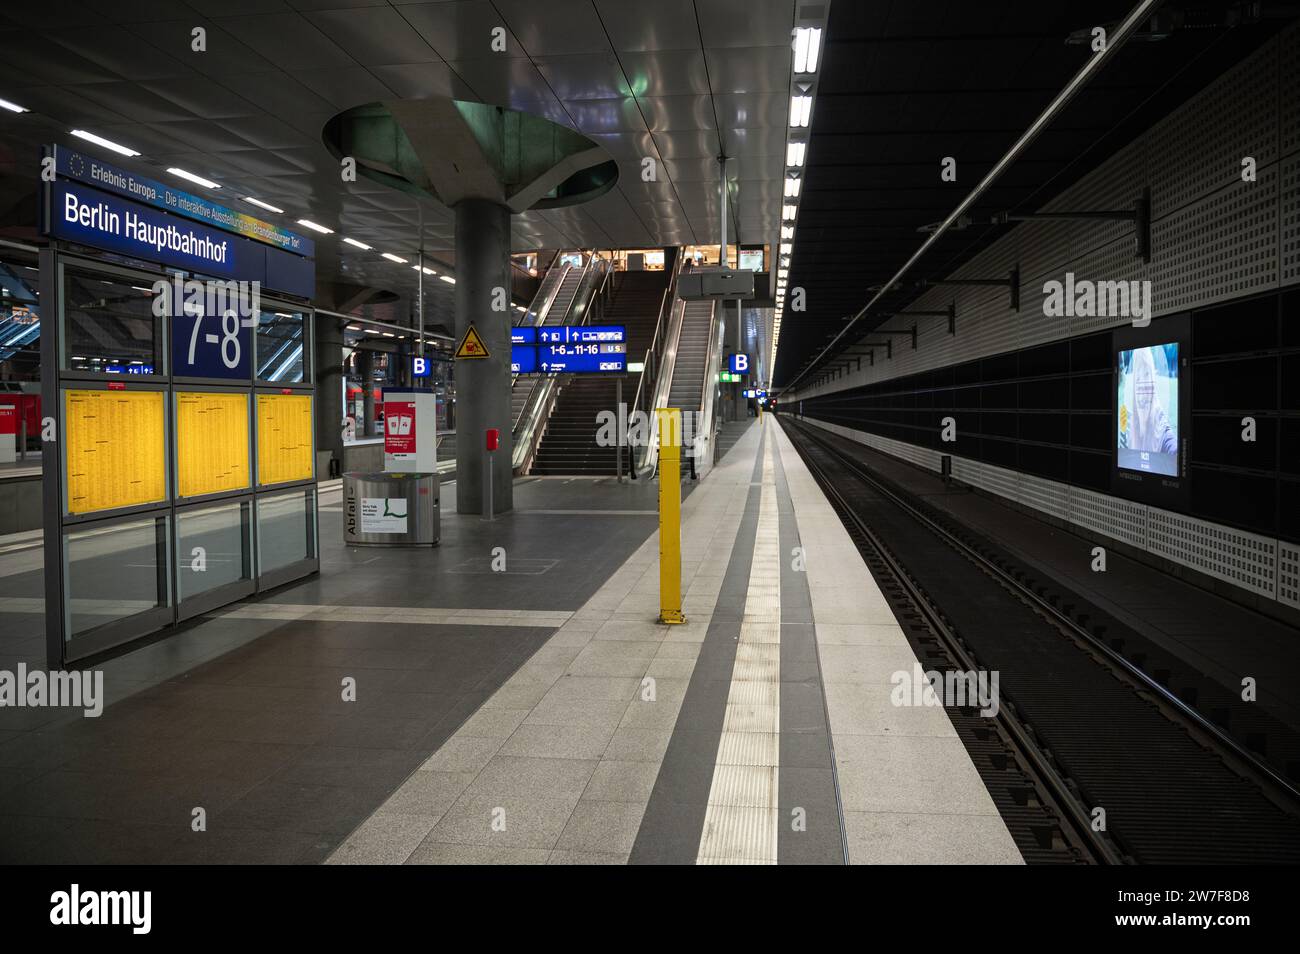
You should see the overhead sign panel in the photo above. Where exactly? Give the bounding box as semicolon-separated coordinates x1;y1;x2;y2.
175;391;250;497
52;145;313;257
256;393;313;485
64;388;167;514
536;325;626;344
46;180;315;299
513;324;627;375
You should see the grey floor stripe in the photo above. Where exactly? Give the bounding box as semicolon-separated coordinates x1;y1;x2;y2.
772;434;847;865
629;429;768;864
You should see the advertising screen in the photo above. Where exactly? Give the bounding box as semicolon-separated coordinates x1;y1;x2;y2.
1117;342;1179;477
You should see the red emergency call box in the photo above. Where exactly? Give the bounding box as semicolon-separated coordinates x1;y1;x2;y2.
485;428;499;451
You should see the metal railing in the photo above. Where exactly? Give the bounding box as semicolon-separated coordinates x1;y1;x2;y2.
631;253;687;476
512;254;613;474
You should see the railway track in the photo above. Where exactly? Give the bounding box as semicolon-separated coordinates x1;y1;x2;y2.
781;416;1300;864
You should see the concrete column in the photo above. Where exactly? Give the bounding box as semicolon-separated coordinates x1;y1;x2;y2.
453;197;513;514
358;348;375;437
314;314;344;476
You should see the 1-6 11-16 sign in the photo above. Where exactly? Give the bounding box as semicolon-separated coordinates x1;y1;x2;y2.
511;324;626;375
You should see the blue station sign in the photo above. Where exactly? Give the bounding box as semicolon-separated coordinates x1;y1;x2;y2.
52;145;313;257
46;179;315;299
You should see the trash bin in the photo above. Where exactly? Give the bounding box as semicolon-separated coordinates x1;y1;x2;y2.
343;472;439;546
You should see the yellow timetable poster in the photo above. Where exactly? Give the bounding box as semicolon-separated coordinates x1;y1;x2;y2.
257;393;313;485
176;391;250;497
64;388;167;514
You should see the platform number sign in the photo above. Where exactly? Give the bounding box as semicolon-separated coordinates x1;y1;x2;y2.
729;353;750;376
172;307;253;379
412;356;430;378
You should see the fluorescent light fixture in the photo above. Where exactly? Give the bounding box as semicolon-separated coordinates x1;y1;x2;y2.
70;129;139;157
381;253;408;264
243;196;284;214
439;275;455;284
786;142;805;167
515;305;527;312
296;219;333;234
167;167;220;189
780;243;792;254
784;178;801;198
342;237;372;250
781;226;794;239
364;328;381;335
789;95;812;127
0;97;28;113
381;332;395;337
793;27;822;73
782;204;797;220
412;265;436;275
346;324;361;331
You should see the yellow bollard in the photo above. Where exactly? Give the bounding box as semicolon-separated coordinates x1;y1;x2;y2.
657;408;686;624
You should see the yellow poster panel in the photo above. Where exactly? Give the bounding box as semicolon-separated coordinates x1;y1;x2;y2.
176;391;250;497
64;389;167;515
257;393;313;485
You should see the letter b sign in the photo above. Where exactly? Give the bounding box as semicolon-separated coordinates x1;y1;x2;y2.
412;357;430;378
729;353;750;375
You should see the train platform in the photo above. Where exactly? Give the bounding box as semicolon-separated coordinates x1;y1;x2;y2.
0;415;1020;865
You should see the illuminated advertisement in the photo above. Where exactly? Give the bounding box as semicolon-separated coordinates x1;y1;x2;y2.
1117;342;1179;477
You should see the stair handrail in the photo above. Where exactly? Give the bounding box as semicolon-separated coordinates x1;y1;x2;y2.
512;256;612;473
691;300;726;478
635;294;689;475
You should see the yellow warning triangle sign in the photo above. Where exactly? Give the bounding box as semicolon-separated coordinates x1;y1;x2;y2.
455;324;490;359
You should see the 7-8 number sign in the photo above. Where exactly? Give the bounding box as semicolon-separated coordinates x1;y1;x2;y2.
173;309;254;379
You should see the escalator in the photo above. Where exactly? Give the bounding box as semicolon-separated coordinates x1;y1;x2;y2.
528;270;666;475
665;299;717;472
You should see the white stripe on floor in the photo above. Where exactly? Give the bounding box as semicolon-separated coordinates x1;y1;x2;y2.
697;423;782;864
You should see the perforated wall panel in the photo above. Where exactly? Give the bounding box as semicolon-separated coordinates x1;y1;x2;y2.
1147;508;1276;598
1279;541;1300;610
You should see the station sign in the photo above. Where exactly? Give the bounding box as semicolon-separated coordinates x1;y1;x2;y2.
51;145;313;257
411;356;431;378
729;353;750;375
46;180;315;299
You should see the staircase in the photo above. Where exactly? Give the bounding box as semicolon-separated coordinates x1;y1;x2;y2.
666;300;716;460
529;271;667;475
510;264;582;432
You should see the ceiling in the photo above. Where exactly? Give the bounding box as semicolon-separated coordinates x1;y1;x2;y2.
0;0;802;325
775;0;1294;389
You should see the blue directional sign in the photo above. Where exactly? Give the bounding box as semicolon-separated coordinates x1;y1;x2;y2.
513;324;627;375
729;352;750;375
537;343;626;374
536;325;626;345
510;345;538;374
411;356;431;378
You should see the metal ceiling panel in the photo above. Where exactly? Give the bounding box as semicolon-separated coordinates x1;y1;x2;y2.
594;0;701;52
213;14;357;71
619;50;712;97
494;0;612;56
696;0;793;50
304;6;444;65
704;46;792;94
397;1;529;62
638;95;716;132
